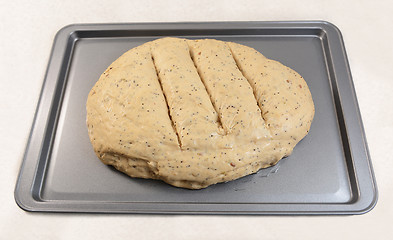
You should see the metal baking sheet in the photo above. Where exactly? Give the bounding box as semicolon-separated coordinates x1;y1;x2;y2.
14;21;377;214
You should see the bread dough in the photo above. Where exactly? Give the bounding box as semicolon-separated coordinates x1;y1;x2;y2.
86;37;314;189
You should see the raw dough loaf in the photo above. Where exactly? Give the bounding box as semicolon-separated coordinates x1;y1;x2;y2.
86;37;314;189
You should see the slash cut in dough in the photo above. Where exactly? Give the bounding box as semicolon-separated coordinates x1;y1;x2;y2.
86;37;315;189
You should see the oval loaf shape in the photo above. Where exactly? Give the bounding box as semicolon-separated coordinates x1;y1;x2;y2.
86;37;315;189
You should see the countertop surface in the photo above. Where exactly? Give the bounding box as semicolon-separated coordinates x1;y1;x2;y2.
1;0;392;239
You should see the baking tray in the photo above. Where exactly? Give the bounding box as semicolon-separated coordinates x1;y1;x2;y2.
14;21;377;214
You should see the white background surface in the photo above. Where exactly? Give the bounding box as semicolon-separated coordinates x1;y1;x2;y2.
1;0;392;239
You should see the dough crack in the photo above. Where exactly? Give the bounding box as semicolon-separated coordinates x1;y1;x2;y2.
187;45;225;135
227;43;269;127
151;53;183;148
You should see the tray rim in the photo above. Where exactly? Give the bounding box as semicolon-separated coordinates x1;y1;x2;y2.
14;20;378;215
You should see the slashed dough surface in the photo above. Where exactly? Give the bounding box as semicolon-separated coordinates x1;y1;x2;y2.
86;37;315;189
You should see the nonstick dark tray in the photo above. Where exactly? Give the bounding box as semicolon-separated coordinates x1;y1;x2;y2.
15;21;377;214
